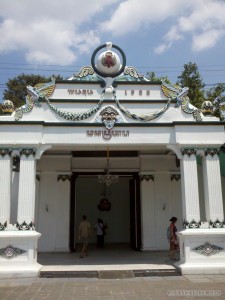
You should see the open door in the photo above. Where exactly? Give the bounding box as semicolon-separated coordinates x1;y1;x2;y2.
129;175;141;250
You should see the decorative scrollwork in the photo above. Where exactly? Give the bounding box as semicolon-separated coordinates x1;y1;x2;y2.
181;148;197;157
123;66;144;79
0;221;7;231
16;221;35;230
183;219;201;229
205;148;220;157
139;174;154;182
0;245;26;259
193;242;223;256
73;66;94;78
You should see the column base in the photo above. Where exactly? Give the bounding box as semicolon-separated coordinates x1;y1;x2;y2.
177;229;225;275
0;264;42;279
0;230;42;278
175;262;225;275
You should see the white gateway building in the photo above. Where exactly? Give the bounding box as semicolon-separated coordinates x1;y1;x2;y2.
0;43;225;277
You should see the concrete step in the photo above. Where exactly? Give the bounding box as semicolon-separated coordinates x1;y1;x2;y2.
40;268;181;279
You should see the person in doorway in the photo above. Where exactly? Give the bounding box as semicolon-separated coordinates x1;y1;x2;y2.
168;217;179;261
94;218;106;248
78;215;91;258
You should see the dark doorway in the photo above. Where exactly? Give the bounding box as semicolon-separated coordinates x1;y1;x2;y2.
69;172;141;252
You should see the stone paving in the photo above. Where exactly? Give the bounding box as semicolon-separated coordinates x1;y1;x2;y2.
0;275;225;300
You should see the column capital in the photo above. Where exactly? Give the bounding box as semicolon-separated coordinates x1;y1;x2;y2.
19;148;36;158
181;148;197;157
139;174;154;182
204;148;220;157
183;219;201;229
0;148;12;157
209;219;225;228
16;221;35;231
57;174;72;182
171;174;181;181
0;222;7;231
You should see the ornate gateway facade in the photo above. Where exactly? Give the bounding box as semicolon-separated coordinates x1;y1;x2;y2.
0;42;225;277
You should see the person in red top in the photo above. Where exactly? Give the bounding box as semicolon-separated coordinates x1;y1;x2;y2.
169;217;179;261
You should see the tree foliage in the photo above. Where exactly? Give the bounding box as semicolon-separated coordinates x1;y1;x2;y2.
205;83;225;120
3;73;63;109
146;71;170;83
177;62;205;109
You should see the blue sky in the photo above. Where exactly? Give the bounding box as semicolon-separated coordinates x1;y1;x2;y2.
1;0;225;101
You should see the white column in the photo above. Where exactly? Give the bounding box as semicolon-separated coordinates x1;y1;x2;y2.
0;149;12;229
17;149;36;230
180;149;200;226
202;148;224;223
139;174;155;250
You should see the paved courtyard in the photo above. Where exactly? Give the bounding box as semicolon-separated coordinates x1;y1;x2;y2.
0;275;225;300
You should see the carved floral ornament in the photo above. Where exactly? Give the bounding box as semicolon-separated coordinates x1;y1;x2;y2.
181;148;197;157
16;221;35;231
0;245;26;259
0;148;37;158
0;222;7;231
183;219;201;229
0;148;12;157
20;148;36;157
209;219;225;228
193;242;223;256
205;148;220;157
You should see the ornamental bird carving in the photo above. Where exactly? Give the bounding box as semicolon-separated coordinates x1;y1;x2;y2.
14;77;56;121
27;76;56;105
161;79;202;121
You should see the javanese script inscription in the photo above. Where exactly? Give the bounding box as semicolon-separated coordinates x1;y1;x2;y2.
87;130;129;141
67;89;93;95
67;89;150;97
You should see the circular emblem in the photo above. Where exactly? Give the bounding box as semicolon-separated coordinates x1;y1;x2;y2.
91;43;126;78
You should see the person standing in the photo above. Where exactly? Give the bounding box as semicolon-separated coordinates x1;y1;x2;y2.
94;218;106;248
168;217;179;261
78;215;91;258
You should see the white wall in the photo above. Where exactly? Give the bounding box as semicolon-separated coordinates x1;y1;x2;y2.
37;172;70;252
140;155;182;250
